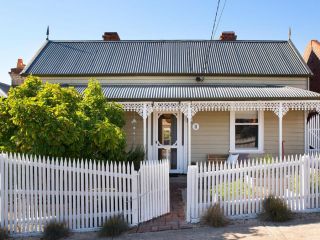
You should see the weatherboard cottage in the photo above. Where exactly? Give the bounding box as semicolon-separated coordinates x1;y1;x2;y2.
20;31;320;173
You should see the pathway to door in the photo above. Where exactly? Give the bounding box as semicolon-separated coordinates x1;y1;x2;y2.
132;175;193;233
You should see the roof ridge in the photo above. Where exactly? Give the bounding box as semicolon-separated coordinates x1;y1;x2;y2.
48;39;289;43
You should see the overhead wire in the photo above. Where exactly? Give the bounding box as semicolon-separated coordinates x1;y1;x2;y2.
201;0;222;76
213;0;228;39
210;0;222;40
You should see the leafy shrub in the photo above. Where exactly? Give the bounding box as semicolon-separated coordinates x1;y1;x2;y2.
43;221;70;240
126;145;145;170
201;204;228;227
0;227;8;240
260;196;292;222
263;154;274;164
99;215;129;238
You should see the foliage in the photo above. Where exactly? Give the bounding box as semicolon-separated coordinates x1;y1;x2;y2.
0;76;126;162
201;204;228;227
126;145;145;170
260;195;292;222
99;215;129;238
43;221;70;240
0;227;8;240
263;154;274;164
211;180;254;200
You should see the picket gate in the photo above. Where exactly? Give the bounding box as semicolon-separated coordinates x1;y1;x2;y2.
0;154;170;236
307;113;320;153
187;154;320;223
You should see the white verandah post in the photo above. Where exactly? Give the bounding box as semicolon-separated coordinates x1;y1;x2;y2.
275;102;288;160
187;103;192;166
142;103;147;160
278;103;283;160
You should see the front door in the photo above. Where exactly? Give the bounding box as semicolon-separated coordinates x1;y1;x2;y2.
153;112;184;173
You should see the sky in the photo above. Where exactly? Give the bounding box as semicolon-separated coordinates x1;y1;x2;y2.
0;0;320;85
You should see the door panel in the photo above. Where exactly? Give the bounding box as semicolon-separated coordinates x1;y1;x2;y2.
153;112;183;173
158;148;177;169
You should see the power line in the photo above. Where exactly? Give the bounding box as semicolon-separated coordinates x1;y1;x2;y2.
200;0;222;77
213;0;228;39
210;0;221;40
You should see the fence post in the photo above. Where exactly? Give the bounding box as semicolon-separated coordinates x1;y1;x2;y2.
131;165;139;226
301;155;310;210
187;165;198;223
304;155;310;209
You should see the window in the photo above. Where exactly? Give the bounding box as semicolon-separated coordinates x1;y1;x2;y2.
230;111;264;153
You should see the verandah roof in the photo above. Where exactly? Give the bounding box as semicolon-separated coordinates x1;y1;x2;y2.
72;84;320;101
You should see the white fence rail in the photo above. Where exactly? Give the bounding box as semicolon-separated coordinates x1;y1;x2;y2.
0;154;170;236
187;154;320;223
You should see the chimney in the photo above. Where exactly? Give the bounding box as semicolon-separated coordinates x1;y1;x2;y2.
102;32;120;41
17;58;25;70
9;58;26;86
220;31;237;41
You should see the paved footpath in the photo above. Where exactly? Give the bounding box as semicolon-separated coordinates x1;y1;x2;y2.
51;213;320;240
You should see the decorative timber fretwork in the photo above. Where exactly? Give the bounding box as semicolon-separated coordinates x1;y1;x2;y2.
121;102;153;118
120;100;320;118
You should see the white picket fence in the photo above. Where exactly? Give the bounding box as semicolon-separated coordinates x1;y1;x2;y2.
0;153;170;236
307;113;320;153
187;154;320;223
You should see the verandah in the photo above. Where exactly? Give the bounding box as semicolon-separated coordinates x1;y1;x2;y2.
122;100;320;167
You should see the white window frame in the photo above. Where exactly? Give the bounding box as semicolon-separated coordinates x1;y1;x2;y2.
229;110;264;154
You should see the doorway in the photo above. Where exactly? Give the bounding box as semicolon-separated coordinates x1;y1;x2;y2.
149;111;186;173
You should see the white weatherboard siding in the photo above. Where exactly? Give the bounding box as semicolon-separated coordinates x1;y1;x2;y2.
264;111;305;157
41;76;309;90
0;89;7;97
123;112;143;150
191;111;230;163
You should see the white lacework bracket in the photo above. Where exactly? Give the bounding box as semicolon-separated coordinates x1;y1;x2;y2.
121;102;153;118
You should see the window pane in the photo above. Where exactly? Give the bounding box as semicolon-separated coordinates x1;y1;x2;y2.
235;125;258;148
235;111;258;123
158;114;177;145
158;148;177;170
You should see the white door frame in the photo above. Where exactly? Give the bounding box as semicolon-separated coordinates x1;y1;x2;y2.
150;110;184;173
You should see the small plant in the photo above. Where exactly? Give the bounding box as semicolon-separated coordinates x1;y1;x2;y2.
260;196;292;222
263;154;274;164
201;204;228;227
43;221;70;240
99;215;129;238
126;145;145;170
0;227;8;240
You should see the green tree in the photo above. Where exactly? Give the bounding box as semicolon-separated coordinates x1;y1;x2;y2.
0;76;126;161
80;79;126;160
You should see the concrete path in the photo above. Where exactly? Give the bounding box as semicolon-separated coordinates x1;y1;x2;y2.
61;213;320;240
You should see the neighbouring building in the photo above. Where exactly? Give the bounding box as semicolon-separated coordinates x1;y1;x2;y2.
19;31;320;173
304;40;320;93
0;82;10;97
9;58;26;86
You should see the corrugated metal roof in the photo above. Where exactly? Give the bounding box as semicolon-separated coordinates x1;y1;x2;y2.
22;40;311;76
0;82;10;97
71;84;320;101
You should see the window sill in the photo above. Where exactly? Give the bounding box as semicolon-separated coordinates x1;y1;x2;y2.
229;149;265;154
